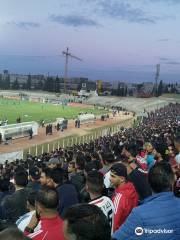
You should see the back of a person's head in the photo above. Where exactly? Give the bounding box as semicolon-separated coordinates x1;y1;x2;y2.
0;178;10;192
41;167;52;177
102;152;115;164
36;186;58;210
0;227;31;240
14;171;28;187
174;134;180;145
63;203;111;240
50;168;64;185
123;142;138;157
75;155;85;170
27;191;36;207
84;162;99;174
148;162;175;193
86;171;104;195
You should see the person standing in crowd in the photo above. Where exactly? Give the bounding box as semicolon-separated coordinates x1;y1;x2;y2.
39;168;52;186
29;128;33;140
26;167;41;193
122;143;148;175
71;155;86;201
0;228;31;240
110;163;139;232
1;171;29;223
174;135;180;165
47;158;61;169
100;152;115;188
0;132;2;144
144;142;156;170
24;186;64;240
63;204;111;240
86;171;115;233
16;191;39;232
113;162;180;240
121;158;152;201
46;168;79;218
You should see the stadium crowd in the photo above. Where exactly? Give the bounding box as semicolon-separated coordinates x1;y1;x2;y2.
0;102;179;240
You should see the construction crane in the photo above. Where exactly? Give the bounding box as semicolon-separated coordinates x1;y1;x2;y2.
155;64;160;97
62;47;82;93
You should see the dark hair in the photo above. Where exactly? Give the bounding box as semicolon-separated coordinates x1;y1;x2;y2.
148;162;175;193
76;155;85;170
41;168;51;178
0;178;10;192
0;227;31;240
86;171;104;194
27;191;36;207
64;204;111;240
102;152;115;164
36;186;58;210
14;171;28;187
84;162;99;173
174;134;180;144
49;168;64;185
123;142;138;157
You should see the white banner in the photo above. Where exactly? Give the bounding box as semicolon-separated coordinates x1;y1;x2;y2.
0;150;23;164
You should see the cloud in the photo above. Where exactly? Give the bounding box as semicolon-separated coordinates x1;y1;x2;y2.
148;0;180;4
159;57;171;61
165;61;180;65
158;38;170;42
49;14;99;27
7;21;40;29
91;0;157;24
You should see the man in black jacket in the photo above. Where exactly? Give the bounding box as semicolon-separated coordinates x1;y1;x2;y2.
47;168;79;218
0;171;29;223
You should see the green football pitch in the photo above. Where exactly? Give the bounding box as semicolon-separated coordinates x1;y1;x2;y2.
0;98;106;124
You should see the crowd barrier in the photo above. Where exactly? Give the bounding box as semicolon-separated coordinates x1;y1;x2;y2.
23;118;133;157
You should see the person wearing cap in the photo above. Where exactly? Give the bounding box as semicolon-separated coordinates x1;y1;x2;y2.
47;158;61;169
26;167;41;193
109;163;138;232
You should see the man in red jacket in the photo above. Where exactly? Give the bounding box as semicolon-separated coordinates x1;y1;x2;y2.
24;186;64;240
110;163;139;232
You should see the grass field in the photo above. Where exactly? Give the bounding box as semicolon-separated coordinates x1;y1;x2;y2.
0;98;107;124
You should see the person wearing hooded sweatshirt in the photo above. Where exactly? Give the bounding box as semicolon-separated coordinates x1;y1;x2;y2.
109;163;139;232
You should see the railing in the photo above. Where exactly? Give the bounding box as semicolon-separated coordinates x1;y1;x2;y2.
23;118;133;157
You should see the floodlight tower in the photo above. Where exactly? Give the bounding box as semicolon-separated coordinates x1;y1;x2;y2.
155;64;160;97
62;47;82;93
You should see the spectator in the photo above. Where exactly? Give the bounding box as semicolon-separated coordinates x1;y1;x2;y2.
0;227;31;240
0;178;12;204
113;162;180;240
47;168;79;217
39;168;51;186
47;158;61;169
174;135;180;165
16;191;40;232
121;158;152;201
110;163;138;231
1;171;29;223
63;204;111;240
100;152;115;188
86;171;115;233
71;155;86;201
26;167;40;192
24;186;64;240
